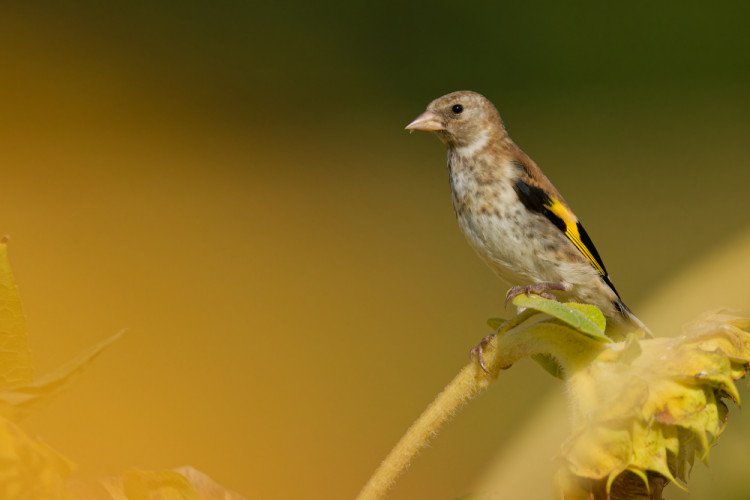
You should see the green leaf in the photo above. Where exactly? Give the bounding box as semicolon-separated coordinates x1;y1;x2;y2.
532;353;565;380
565;302;606;332
486;318;506;330
512;293;611;343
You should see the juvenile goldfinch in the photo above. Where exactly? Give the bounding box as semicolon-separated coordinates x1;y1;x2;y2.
406;90;648;336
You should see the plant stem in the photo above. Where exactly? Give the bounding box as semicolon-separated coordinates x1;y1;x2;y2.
355;311;536;500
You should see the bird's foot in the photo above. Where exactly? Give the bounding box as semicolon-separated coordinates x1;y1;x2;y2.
470;332;513;375
505;282;570;309
470;332;496;374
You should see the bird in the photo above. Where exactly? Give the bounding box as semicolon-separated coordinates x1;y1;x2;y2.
405;90;649;338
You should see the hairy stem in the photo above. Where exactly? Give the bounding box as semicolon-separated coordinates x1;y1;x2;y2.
355;311;538;500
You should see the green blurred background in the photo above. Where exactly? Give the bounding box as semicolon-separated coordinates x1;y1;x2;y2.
1;2;749;499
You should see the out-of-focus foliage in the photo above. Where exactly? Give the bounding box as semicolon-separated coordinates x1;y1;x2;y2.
67;466;247;500
489;297;750;498
0;242;245;500
0;240;34;386
0;414;74;499
557;312;750;499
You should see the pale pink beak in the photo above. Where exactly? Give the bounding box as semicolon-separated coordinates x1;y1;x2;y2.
405;110;445;132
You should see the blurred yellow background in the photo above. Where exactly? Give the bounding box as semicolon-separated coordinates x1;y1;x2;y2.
1;3;749;499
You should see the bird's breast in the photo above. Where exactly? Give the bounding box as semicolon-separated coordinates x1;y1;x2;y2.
448;159;540;284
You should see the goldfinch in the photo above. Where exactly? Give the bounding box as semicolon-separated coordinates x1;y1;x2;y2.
406;90;648;336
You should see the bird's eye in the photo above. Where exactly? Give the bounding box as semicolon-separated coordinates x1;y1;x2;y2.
452;104;464;114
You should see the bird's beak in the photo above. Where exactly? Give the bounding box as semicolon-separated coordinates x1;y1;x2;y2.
405;110;445;132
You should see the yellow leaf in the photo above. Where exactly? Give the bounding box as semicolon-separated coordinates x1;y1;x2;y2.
563;424;631;480
173;466;247;500
68;467;247;500
123;470;199;500
66;476;128;500
0;240;33;388
557;311;750;496
0;330;124;420
0;414;74;500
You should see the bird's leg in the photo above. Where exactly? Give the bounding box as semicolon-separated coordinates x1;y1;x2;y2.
504;282;570;309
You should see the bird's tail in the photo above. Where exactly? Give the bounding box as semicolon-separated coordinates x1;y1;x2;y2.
625;310;653;338
615;300;653;338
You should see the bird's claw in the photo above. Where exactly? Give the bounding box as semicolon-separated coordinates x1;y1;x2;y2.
504;282;570;309
470;333;494;374
470;332;510;374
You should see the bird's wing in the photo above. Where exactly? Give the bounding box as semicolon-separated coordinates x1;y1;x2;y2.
512;177;609;278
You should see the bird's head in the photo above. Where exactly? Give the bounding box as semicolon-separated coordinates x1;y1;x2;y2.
405;90;505;150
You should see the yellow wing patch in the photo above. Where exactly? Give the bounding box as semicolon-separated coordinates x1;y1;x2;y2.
545;198;606;276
